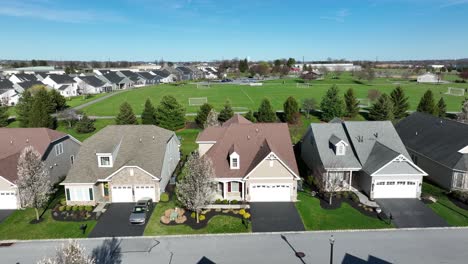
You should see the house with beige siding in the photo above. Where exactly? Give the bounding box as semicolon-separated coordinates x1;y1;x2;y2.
196;115;300;202
61;125;180;206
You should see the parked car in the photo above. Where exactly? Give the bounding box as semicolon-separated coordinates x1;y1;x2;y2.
129;198;153;225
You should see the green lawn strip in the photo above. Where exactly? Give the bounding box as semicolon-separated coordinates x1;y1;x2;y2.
422;182;468;226
175;129;200;157
66;93;109;108
295;192;391;230
144;200;250;236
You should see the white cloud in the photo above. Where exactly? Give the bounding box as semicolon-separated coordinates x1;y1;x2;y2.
320;8;350;23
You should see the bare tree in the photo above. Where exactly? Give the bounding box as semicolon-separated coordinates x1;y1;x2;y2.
177;152;216;223
78;81;93;99
58;108;80;128
367;89;382;102
38;240;95;264
458;99;468;123
204;109;220;128
16;146;53;221
302;98;317;118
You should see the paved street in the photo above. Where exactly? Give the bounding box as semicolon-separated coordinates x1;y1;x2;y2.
1;228;468;263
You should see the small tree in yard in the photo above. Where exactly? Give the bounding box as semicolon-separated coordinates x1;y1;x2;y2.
344;88;359;118
75;114;96;134
218;100;234;122
141;98;158;125
436;97;447;118
115;102;138;125
367;89;382;102
302;98;317;118
0;104;8;127
195;103;213;128
390;86;409;119
177;152;216;223
368;93;394;121
256;98;277;122
458;99;468;123
417;89;436;115
283;96;299;124
320;85;344;121
38;240;95;264
244;110;256;122
16;146;53;222
155;95;186;131
205;109;220;127
58;108;79;128
316;161;346;205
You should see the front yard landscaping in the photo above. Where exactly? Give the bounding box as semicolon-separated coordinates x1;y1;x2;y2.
295;191;392;230
422;182;468;226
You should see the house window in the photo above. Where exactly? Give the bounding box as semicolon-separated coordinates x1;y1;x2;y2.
89;188;94;200
55;143;64;156
232;158;238;168
66;188;70;201
336;144;345;155
230;182;240;192
407;181;416;185
453;172;466;189
397;181;406;185
376;182;385;185
386;181;395;185
98;156;112;167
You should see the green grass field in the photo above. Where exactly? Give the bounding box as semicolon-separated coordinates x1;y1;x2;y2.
81;73;468;116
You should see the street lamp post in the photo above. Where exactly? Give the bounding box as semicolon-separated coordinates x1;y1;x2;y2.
329;235;335;264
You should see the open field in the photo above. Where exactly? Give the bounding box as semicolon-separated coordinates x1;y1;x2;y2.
82;74;468;116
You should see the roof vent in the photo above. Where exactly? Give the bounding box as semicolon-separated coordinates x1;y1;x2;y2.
26;138;29;143
152;136;155;140
247;135;251;140
256;128;259;133
373;133;379;138
356;135;364;143
10;140;13;145
415;131;418;136
139;138;142;143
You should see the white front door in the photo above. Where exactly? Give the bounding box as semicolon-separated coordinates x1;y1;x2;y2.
373;180;419;199
0;191;18;209
249;184;291;202
111;185;133;203
134;185;156;201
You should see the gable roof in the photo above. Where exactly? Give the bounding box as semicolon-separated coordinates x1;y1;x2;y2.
47;74;75;84
137;71;162;81
362;141;400;175
396;112;468;171
222;114;252;127
0;128;68;183
62;125;176;184
176;66;193;75
15;80;44;90
197;115;298;178
102;72;126;84
0;79;14;90
13;73;36;82
77;76;107;87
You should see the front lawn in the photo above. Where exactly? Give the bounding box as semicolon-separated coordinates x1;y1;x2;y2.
175;128;200;157
144;200;250;236
422;182;468;226
66;93;108;108
295;192;391;230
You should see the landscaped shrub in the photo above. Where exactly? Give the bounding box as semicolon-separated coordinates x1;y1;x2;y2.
191;212;196;219
222;199;229;204
215;199;222;204
243;212;251;220
199;214;206;221
342;192;350;199
58;206;65;212
85;206;93;212
231;200;238;204
78;206;85;211
350;193;359;203
160;192;169;202
72;206;79;212
60;199;67;206
450;191;468;205
336;193;342;199
65;205;72;211
239;209;246;216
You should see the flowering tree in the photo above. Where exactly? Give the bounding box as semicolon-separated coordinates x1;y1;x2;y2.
16;146;53;221
38;240;95;264
177;152;216;223
458;99;468;123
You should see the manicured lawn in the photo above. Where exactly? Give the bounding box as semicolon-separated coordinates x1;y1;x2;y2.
82;73;468;116
295;192;392;230
176;128;200;156
66;93;109;108
422;182;468;226
144;200;250;236
56;119;116;142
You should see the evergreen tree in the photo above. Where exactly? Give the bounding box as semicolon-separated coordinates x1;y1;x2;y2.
436;97;447;118
16;90;33;127
417;89;436;115
0;105;9;127
141;99;157;125
75;114;96;133
368;93;394;121
283;96;299;124
115;102;138;125
218;100;234;122
344;88;359;118
238;58;249;73
48;89;67;111
244;110;256;122
195;103;213;128
28;89;55;128
256;98;276;122
390;86;409;119
320;85;345;121
155;95;186;131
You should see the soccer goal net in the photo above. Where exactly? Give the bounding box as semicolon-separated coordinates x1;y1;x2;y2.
446;87;466;96
357;98;371;108
296;83;311;88
189;97;208;106
196;83;211;89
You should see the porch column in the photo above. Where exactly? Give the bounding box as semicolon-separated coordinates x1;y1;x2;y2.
223;182;227;199
241;182;244;200
349;171;353;190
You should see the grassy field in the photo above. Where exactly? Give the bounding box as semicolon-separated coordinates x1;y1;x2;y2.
66;93;109;108
295;192;392;230
81;73;468;116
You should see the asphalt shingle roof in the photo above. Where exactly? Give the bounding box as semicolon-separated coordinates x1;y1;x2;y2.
77;76;107;87
13;73;36;82
0;79;14;89
102;72;126;84
47;74;75;84
151;70;170;78
15;80;43;90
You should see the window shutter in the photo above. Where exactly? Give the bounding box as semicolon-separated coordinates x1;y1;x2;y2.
89;188;94;201
238;182;241;192
228;182;231;192
66;189;70;201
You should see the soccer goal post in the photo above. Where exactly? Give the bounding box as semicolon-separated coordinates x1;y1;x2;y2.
296;83;311;88
189;97;208;106
196;83;211;89
446;87;466;96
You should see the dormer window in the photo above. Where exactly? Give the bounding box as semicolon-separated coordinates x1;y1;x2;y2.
230;152;240;170
329;134;348;156
97;154;113;168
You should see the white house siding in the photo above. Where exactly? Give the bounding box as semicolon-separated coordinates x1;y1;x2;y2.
0;89;18;106
44;137;81;184
0;177;19;209
407;149;454;190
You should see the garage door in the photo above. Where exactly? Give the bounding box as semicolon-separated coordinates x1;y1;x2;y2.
134;185;156;201
0;191;18;209
373;180;419;199
111;186;133;203
249;184;291;202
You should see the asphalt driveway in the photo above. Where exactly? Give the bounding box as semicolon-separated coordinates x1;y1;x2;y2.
88;203;154;238
0;210;15;223
250;202;305;232
376;199;448;228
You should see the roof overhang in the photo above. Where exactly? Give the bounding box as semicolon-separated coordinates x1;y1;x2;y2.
371;154;428;177
243;151;300;180
97;166;160;182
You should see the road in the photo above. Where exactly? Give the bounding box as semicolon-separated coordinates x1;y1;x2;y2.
1;228;467;263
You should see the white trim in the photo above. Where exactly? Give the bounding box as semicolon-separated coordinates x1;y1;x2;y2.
216;178;243;182
98;166;160;182
196;141;217;144
324;167;361;171
371;154;428;177
243;151;300;180
0;176;17;187
333;140;349;147
60;182;95;186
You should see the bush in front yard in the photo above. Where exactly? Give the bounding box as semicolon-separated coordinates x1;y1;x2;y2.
78;206;85;211
191;212;196;219
450;191;468;205
58;206;65;212
160;192;169;202
215;199;222;204
239;209;246;216
85;206;93;212
72;206;79;212
60;199;67;206
65;205;72;211
199;214;206;221
222;199;229;204
243;213;251;220
231;200;238;204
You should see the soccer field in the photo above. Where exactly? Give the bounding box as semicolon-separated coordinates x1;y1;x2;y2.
82;75;467;116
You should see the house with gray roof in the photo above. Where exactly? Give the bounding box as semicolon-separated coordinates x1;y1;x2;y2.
396;112;468;191
301;120;427;199
116;70;146;87
8;73;37;84
13;80;45;93
61;125;180;205
73;76;112;94
0;79;19;106
151;69;177;83
97;72;134;90
137;71;162;85
42;74;78;97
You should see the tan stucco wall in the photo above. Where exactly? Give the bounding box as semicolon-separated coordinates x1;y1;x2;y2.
248;159;295;179
198;143;214;156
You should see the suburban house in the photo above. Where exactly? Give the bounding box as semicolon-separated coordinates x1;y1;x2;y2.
196;115;300;202
0;128;81;209
176;66;196;80
136;71;162;85
97;72;134;90
61;125;180;205
12;80;44;93
301;120;427;199
417;72;442;83
42;74;78;97
8;73;37;84
0;79;18;106
396;112;468;191
198;66;218;79
73;76;112;94
151;70;176;83
116;70;146;87
36;72;49;81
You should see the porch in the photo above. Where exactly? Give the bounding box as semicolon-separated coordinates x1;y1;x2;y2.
325;170;355;191
215;181;244;201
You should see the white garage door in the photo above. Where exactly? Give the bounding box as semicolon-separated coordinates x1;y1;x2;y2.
373;180;419;199
111;186;133;203
249;184;291;202
0;191;18;209
134;185;156;201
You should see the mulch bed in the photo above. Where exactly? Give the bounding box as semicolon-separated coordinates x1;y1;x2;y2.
29;218;45;224
162;209;249;230
51;205;97;222
315;193;382;219
448;196;468;211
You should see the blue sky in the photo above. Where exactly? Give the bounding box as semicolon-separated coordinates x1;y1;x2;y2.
0;0;467;61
